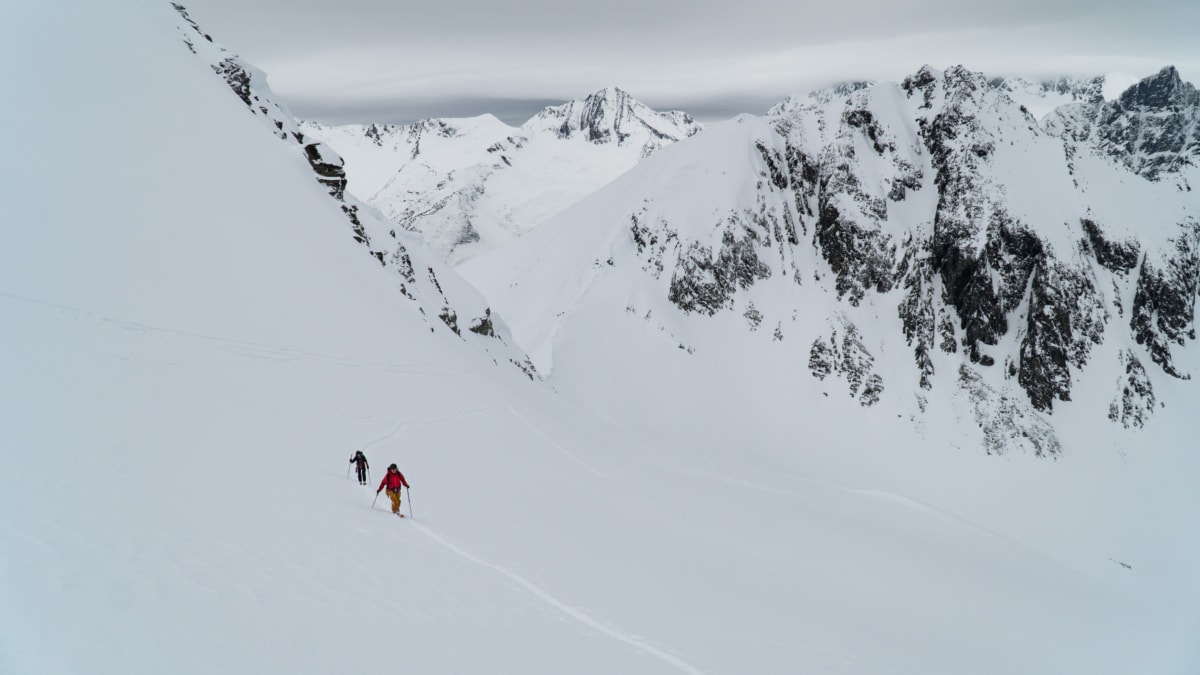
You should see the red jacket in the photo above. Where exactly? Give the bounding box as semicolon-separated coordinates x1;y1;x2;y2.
378;470;409;492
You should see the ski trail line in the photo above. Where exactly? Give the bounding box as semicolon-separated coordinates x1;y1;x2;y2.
669;463;1089;581
507;406;638;479
359;406;504;453
411;522;710;675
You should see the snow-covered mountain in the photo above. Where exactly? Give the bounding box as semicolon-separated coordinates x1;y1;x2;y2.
465;64;1199;454
773;73;1120;124
5;4;1199;674
462;65;1200;612
300;88;702;262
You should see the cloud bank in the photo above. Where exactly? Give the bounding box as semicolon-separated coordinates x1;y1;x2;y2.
183;0;1200;123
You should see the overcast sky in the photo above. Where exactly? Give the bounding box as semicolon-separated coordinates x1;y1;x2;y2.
182;0;1200;125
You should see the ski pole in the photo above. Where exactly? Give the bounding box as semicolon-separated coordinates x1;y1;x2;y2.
371;491;380;510
406;486;413;519
346;462;351;479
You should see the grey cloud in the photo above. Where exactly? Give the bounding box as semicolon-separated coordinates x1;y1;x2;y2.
183;0;1199;124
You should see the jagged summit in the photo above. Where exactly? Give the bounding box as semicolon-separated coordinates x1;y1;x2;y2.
1118;65;1198;108
1043;65;1200;181
522;86;701;150
302;88;704;262
768;81;874;117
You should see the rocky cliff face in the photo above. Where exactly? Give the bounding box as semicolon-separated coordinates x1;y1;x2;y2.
805;66;1195;442
468;65;1200;456
1047;66;1200;183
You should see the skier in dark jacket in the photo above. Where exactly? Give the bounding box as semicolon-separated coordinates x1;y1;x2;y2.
349;450;369;485
377;464;411;516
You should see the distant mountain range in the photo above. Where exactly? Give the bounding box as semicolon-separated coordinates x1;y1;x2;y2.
300;89;701;263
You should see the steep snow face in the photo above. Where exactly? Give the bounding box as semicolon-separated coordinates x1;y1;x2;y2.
465;64;1200;457
300;88;701;263
168;5;533;375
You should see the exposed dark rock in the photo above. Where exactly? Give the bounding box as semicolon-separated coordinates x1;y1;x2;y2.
756;142;788;190
843;109;894;155
1081;218;1140;274
898;249;937;390
303;143;348;201
1081;66;1200;181
1130;222;1200;378
438;307;460;335
1118;66;1198;109
211;58;252;108
808;339;834;381
743;303;763;330
468;308;496;337
815;200;894;305
390;244;416;283
668;227;771;316
784;144;818;228
1017;259;1105;411
1108;350;1156;428
959;365;1061;457
901;66;939;109
629;212;676;278
809;318;883;406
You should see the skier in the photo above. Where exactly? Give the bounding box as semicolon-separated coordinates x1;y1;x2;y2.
349;450;370;485
376;464;411;516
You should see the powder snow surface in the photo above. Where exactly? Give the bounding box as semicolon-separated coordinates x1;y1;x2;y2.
2;3;1198;675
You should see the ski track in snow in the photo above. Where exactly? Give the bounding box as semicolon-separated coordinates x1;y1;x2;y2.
411;521;710;675
358;406;505;453
0;291;470;377
507;406;640;478
669;463;1093;580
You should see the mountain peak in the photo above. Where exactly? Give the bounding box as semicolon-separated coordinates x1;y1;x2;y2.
523;88;701;148
583;85;630;100
1118;65;1198;108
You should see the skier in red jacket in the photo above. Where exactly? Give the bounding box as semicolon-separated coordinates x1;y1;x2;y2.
377;464;411;516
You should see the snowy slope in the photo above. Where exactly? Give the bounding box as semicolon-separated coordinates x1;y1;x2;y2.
300;89;702;263
3;6;1199;675
462;68;1200;668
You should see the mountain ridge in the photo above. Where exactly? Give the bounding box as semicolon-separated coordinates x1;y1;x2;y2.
463;63;1200;457
172;3;536;376
299;88;702;262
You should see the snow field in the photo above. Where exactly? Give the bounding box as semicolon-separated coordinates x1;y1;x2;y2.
2;1;1198;674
